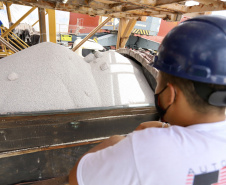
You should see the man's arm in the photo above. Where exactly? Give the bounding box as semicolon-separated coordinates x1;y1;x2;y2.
135;121;170;130
69;121;168;185
69;135;125;185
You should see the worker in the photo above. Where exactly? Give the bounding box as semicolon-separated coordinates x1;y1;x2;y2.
0;20;3;35
0;20;3;51
69;15;226;185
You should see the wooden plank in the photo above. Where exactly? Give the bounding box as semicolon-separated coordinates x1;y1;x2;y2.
158;1;226;14
155;0;184;6
0;106;154;123
116;18;127;49
2;0;226;19
5;2;12;23
0;106;158;184
15;176;68;185
0;139;103;159
0;114;156;153
91;0;120;4
195;0;219;5
122;9;175;16
102;2;182;18
72;17;111;51
186;2;226;13
98;0;180;7
38;8;47;42
0;144;96;185
0;107;158;153
117;0;156;6
86;0;113;9
120;19;137;48
157;3;187;13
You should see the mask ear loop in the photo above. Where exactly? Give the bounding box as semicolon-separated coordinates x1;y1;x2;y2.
160;85;176;122
157;85;168;107
164;85;177;111
163;103;172;113
157;85;168;95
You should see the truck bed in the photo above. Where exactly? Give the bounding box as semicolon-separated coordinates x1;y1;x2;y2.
0;106;158;184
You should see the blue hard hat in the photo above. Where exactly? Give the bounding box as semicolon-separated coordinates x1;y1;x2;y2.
153;15;226;85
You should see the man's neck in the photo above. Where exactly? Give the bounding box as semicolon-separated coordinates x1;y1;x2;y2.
164;93;226;126
168;107;226;127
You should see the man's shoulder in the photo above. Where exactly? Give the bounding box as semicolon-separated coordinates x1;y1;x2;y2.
132;120;226;140
130;121;226;152
131;126;187;142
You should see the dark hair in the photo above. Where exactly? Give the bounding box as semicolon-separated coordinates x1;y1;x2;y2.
160;71;226;114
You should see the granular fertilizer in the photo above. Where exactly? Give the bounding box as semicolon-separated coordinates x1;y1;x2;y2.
0;42;154;114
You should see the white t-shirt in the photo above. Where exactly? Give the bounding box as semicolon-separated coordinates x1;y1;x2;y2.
77;121;226;185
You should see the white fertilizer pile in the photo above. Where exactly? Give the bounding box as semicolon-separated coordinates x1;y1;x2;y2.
88;51;154;107
0;42;154;114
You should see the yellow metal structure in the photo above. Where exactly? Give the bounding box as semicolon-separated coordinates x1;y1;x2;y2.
38;7;47;42
0;26;29;58
116;18;137;49
5;2;12;23
0;1;3;9
1;7;36;38
47;9;56;43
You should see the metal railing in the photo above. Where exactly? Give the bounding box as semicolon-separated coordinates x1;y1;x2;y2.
0;26;29;58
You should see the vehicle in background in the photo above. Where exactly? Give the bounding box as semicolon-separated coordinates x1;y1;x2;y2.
59;13;189;52
73;37;105;57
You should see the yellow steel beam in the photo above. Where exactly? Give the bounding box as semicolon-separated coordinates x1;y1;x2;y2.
2;7;36;38
9;39;23;51
0;36;19;53
72;17;112;52
0;2;4;10
1;26;29;48
9;31;29;48
5;2;12;24
47;9;56;43
9;33;27;49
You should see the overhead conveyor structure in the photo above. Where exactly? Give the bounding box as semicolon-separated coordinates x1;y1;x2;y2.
2;0;225;20
2;0;226;51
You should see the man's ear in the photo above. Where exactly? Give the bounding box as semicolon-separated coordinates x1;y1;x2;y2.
166;83;176;105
